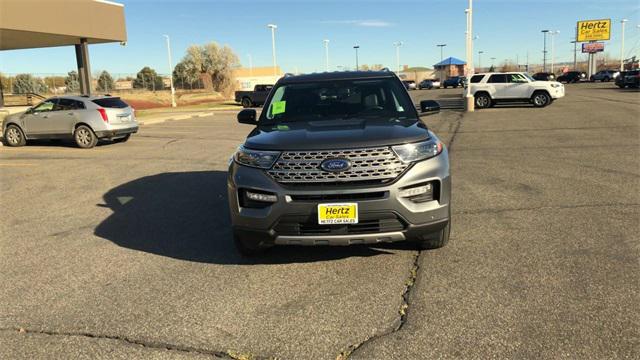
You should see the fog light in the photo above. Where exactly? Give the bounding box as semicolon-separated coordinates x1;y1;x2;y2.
246;190;277;203
399;183;432;198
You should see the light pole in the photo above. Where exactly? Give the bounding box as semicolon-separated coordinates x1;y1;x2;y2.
323;39;330;71
437;43;447;62
162;35;176;108
620;19;628;71
490;57;496;68
247;54;253;76
353;45;360;70
464;0;474;112
570;40;578;69
478;51;484;72
550;30;559;73
541;29;550;72
393;41;403;73
437;44;446;83
267;24;277;76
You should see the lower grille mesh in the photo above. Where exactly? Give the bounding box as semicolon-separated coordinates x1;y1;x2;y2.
274;212;405;236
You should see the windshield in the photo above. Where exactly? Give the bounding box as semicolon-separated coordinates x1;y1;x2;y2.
260;78;416;123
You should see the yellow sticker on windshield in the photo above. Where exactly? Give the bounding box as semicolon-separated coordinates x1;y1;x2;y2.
272;101;286;115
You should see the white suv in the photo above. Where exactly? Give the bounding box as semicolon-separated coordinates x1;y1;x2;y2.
469;72;564;109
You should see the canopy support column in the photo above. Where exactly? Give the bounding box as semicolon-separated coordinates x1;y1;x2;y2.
75;38;92;96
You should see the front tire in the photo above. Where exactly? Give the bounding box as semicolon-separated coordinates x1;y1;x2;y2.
474;93;492;109
4;124;26;147
413;221;450;250
74;125;98;148
241;97;252;108
531;91;551;108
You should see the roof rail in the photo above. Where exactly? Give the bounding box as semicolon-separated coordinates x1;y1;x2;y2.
380;67;391;72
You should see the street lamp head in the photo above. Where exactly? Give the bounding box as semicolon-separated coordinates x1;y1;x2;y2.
478;50;484;54
353;45;360;49
541;29;550;33
323;39;330;44
621;19;628;23
437;44;447;47
267;24;277;29
393;41;403;47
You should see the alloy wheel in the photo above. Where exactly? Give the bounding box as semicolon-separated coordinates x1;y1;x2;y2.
476;96;490;108
534;94;547;106
6;127;21;145
76;128;92;146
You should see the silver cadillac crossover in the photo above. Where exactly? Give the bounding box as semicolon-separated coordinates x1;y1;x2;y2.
2;95;138;148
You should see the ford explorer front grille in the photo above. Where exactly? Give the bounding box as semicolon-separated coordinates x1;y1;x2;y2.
268;146;408;184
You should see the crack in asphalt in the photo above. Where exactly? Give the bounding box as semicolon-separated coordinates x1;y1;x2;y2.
336;112;464;360
0;327;262;360
162;138;181;149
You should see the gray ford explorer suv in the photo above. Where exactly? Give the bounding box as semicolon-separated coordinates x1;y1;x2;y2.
228;71;451;255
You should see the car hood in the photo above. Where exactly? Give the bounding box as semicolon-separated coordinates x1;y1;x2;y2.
244;118;430;150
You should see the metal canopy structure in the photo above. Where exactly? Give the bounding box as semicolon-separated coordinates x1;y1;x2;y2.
0;0;127;102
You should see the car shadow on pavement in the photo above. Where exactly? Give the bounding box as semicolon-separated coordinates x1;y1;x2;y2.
2;139;115;148
94;171;393;265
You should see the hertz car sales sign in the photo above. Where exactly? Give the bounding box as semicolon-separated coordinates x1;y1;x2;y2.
577;19;611;42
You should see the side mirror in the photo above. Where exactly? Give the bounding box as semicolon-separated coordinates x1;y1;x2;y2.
25;107;33;114
420;100;440;114
237;109;257;125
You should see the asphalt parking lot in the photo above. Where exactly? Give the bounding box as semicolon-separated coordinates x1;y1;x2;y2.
1;83;638;359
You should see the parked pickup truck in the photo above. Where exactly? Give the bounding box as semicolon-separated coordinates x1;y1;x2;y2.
235;84;273;108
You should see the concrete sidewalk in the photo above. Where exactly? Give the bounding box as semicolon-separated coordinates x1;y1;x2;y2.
137;108;252;126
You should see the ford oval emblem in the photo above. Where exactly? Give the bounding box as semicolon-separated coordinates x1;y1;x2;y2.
320;158;352;172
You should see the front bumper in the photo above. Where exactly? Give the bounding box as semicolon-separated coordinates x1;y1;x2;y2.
550;85;565;99
227;147;451;246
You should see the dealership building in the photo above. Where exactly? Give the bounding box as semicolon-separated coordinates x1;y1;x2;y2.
233;66;283;90
0;0;127;106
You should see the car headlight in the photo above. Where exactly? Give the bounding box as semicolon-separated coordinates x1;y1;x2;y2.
551;83;562;88
233;145;280;169
392;139;443;163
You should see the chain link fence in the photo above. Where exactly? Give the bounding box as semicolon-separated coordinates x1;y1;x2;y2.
1;72;234;109
0;72;211;96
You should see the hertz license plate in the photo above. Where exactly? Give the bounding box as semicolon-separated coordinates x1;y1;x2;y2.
318;203;358;225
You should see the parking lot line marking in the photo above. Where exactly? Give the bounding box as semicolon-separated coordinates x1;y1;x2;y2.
0;162;36;167
1;147;116;153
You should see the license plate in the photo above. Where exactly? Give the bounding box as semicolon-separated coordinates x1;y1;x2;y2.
317;203;358;224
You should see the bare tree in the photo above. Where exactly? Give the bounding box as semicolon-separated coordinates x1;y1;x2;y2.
180;42;240;97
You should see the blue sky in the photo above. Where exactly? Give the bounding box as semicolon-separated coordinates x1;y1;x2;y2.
1;0;639;76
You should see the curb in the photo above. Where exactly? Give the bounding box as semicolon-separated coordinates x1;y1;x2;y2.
138;111;215;126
